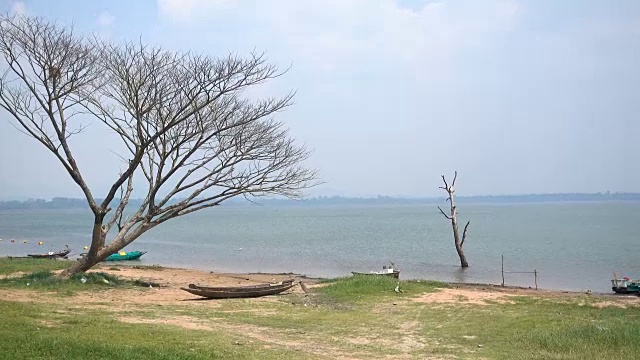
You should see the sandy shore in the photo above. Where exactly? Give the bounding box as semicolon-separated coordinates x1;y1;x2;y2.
2;262;639;308
96;263;639;300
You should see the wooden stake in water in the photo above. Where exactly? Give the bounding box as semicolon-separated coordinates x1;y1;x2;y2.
501;254;505;287
534;269;538;290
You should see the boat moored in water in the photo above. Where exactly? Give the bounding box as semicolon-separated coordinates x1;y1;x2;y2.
352;265;400;279
104;250;146;261
611;273;640;294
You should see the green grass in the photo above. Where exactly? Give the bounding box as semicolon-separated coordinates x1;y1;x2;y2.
317;275;446;302
0;258;71;275
502;300;640;359
0;270;128;292
401;295;640;359
1;261;639;359
0;300;301;360
208;279;640;359
0;258;150;294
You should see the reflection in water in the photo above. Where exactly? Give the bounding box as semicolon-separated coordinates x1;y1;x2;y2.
452;267;470;284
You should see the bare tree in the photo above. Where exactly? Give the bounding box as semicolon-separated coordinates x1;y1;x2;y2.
0;15;318;278
437;171;470;268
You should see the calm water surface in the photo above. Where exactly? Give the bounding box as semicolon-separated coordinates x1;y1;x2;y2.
1;202;638;293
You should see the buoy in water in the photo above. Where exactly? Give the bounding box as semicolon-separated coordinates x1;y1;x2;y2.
38;241;44;245
22;240;27;244
83;246;89;250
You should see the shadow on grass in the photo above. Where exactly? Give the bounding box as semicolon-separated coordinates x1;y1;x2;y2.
0;270;154;293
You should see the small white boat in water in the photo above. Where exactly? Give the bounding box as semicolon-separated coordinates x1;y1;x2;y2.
352;265;400;279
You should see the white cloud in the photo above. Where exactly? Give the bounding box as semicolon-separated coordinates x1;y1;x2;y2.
10;1;26;15
157;0;236;22
156;0;520;76
497;1;519;17
96;11;115;27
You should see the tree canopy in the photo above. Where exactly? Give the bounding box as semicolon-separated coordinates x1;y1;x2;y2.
0;14;318;276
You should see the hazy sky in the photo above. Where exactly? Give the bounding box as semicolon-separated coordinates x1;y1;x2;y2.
0;0;638;199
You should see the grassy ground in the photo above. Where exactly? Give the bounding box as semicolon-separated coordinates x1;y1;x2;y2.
0;257;70;275
1;258;638;359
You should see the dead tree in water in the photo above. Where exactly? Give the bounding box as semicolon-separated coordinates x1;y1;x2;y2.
437;171;470;268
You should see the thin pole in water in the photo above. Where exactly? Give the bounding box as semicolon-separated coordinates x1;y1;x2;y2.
501;254;505;287
534;269;538;290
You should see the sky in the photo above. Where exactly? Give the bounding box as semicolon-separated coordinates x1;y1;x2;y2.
0;0;638;200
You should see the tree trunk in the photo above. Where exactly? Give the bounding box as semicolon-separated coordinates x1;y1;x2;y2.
57;218;152;279
452;220;469;268
57;213;106;279
59;253;99;278
438;171;470;268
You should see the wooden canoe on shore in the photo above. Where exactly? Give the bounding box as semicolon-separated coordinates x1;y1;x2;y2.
181;279;297;299
27;248;70;259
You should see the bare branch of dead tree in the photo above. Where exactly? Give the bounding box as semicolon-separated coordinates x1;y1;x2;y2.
437;206;452;220
439;174;448;190
461;220;470;247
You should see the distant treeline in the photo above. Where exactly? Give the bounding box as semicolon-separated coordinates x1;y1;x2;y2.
258;193;640;206
0;197;142;210
0;193;638;210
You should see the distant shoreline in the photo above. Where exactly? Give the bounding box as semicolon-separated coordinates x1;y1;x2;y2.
1;192;639;210
0;260;630;297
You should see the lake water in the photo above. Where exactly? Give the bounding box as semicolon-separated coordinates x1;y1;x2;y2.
1;202;638;293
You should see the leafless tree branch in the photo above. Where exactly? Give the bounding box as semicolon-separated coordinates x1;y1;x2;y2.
437;206;452;220
0;15;320;278
461;220;470;247
440;174;448;190
0;14;102;213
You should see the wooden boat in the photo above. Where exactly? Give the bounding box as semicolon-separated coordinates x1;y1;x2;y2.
188;279;296;292
104;250;146;261
611;274;640;294
27;247;70;259
352;265;400;279
181;280;297;299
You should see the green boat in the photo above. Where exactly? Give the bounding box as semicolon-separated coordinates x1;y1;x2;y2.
104;250;146;261
611;276;640;294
